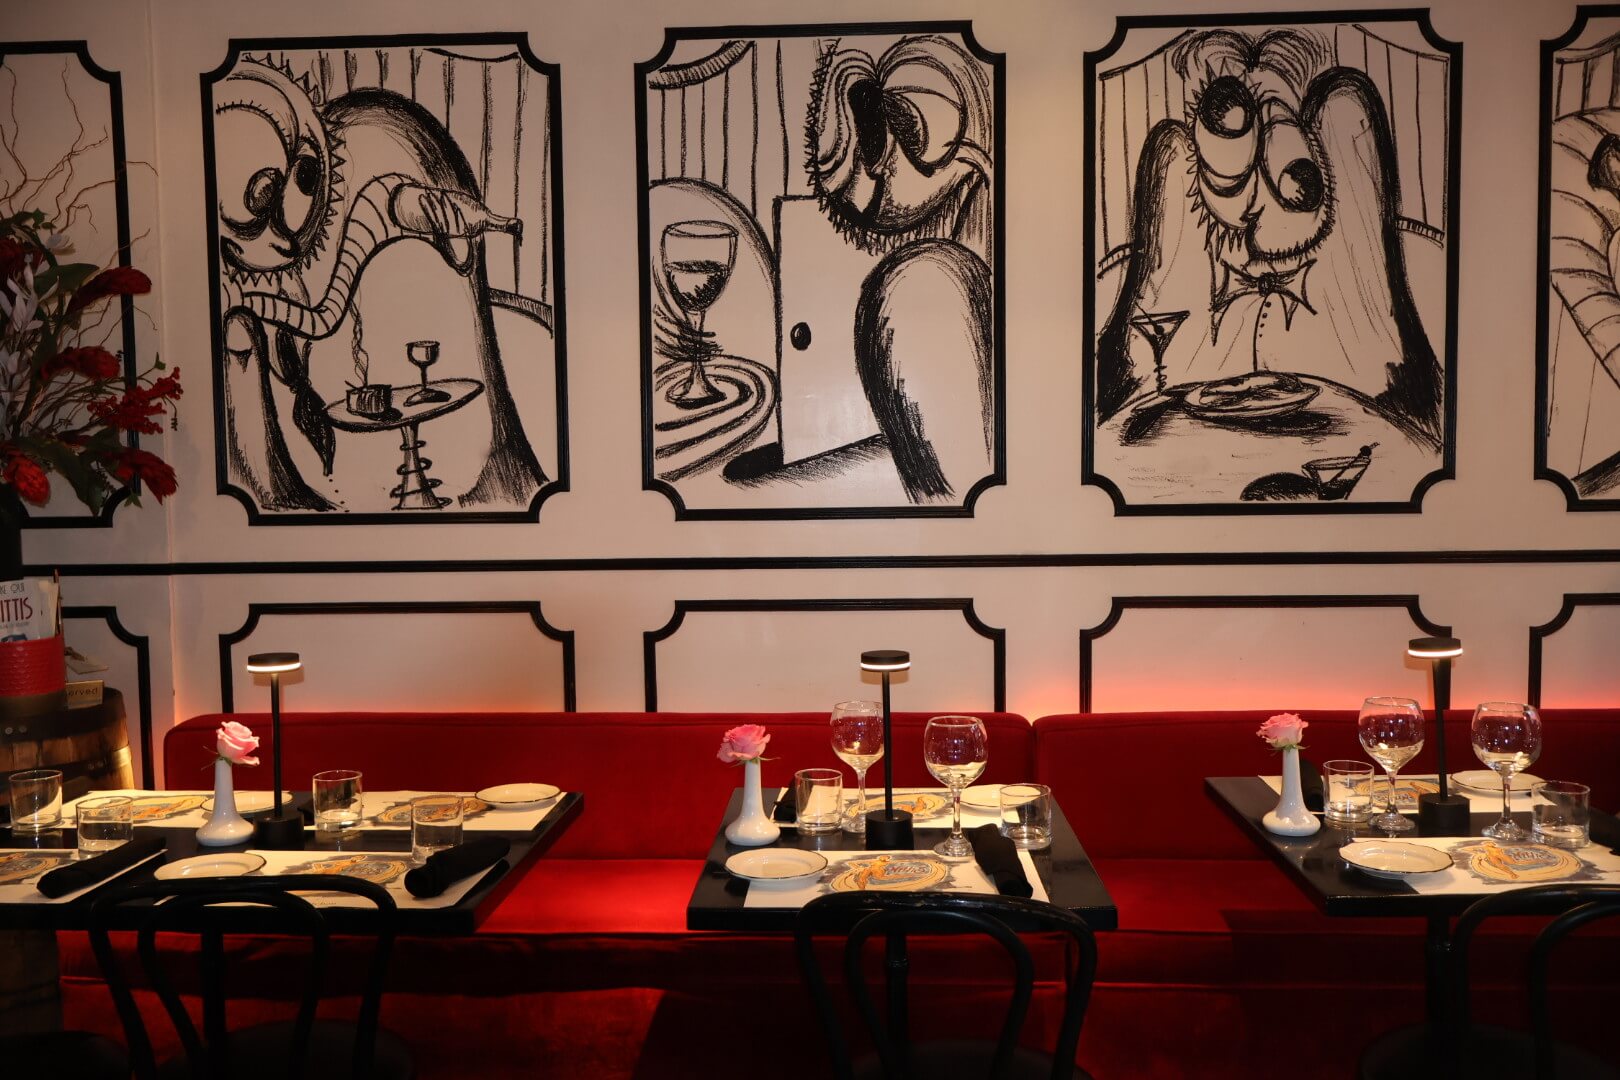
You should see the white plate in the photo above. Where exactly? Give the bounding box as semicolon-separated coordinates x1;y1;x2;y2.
958;785;1003;811
153;853;267;881
475;783;561;809
202;792;294;815
1340;841;1453;879
1450;770;1543;795
724;849;828;888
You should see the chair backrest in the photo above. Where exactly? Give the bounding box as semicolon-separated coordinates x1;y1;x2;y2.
89;873;397;1080
1449;883;1620;1080
795;891;1097;1080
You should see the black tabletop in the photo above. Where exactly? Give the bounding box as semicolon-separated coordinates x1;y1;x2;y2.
0;791;581;935
1206;776;1620;918
687;788;1117;932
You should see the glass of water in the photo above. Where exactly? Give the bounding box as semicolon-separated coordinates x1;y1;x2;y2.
1531;781;1590;848
312;770;363;833
411;794;464;864
76;796;133;858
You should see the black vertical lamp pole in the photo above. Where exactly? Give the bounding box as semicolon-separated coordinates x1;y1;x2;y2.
1409;637;1470;836
247;652;304;849
860;650;913;850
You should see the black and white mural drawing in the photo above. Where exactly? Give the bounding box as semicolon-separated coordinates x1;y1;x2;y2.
1085;16;1457;513
205;37;565;522
1540;9;1620;508
638;24;1003;517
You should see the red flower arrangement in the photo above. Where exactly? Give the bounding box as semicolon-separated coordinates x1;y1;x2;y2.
0;210;179;513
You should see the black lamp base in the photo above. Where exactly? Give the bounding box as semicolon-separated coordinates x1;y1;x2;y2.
252;814;303;849
1417;793;1471;837
865;809;914;850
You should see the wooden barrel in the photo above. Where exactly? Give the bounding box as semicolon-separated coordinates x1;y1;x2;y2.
0;689;133;813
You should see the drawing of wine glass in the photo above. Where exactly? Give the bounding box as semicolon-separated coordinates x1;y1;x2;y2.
661;220;736;409
1128;307;1189;392
405;340;451;406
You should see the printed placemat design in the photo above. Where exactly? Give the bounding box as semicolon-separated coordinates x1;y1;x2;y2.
1455;841;1594;884
283;853;413;886
1353;778;1439;808
827;854;952;893
0;850;75;886
371;796;493;826
854;793;949;820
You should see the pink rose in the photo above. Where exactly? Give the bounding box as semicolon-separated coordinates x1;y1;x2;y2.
1256;713;1307;749
216;721;260;766
717;724;770;764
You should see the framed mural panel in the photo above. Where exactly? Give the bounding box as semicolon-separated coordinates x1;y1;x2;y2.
1084;12;1459;514
637;23;1005;519
203;35;567;523
1538;7;1620;508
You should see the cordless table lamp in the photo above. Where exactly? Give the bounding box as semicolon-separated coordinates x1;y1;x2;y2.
246;652;304;849
860;649;913;850
1407;636;1470;835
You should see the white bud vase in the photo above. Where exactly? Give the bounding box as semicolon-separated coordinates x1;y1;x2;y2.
197;759;255;847
725;759;780;847
1263;747;1321;836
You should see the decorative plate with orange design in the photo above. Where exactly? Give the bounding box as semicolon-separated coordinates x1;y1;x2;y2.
0;851;74;887
828;854;951;893
1456;841;1588;884
372;796;492;826
284;853;413;886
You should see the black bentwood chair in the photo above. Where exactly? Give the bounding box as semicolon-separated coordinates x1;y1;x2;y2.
1360;884;1620;1080
795;891;1097;1080
89;874;414;1080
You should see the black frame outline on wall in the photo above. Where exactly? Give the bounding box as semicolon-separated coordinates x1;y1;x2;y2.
635;21;1007;520
1526;591;1619;706
217;600;575;711
1;40;140;528
1535;6;1620;511
1080;9;1462;516
643;598;1005;710
1078;594;1448;711
63;605;154;788
200;32;571;526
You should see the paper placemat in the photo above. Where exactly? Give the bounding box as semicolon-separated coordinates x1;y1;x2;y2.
742;848;1048;908
1259;774;1543;815
0;846;163;904
340;791;560;833
190;848;493;910
773;787;1005;828
62;790;220;829
1337;835;1620;896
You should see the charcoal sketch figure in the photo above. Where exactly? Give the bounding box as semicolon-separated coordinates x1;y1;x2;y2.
640;27;1002;514
1087;20;1456;509
1541;14;1620;503
208;40;563;519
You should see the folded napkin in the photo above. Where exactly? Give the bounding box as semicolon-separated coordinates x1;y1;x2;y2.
36;835;166;899
1301;756;1324;813
772;787;797;823
404;837;510;899
1589;809;1620;855
968;824;1033;899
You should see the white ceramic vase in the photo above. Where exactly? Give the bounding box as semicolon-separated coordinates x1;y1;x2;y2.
724;759;780;847
196;758;255;847
1263;747;1321;836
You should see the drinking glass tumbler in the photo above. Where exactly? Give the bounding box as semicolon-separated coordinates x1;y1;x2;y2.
312;769;364;832
1531;781;1590;848
1321;760;1375;825
999;783;1052;850
8;769;63;832
794;769;843;834
76;796;133;858
411;795;464;864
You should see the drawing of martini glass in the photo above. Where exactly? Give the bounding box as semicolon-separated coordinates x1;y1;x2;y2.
1129;307;1189;392
661;220;736;409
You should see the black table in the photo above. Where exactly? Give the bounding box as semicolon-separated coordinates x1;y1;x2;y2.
687;788;1117;932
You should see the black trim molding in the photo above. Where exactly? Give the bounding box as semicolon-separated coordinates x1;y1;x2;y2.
62;605;154;788
1527;592;1620;706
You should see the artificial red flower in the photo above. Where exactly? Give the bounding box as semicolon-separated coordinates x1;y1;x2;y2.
66;266;151;313
87;383;169;434
42;345;121;381
2;453;51;505
111;447;177;501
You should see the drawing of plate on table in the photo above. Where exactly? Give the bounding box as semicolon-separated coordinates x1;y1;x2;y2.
725;849;828;888
0;851;75;886
829;854;952;893
856;793;948;820
84;795;209;823
1339;841;1453;880
153;853;266;881
475;784;560;810
1182;372;1319;420
958;786;1003;812
1352;778;1439;808
202;792;294;815
372;796;493;826
1456;841;1587;884
283;853;413;886
1451;771;1544;795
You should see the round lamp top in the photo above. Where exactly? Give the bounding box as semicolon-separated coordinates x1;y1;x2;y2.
860;649;911;672
245;652;302;673
1407;636;1462;659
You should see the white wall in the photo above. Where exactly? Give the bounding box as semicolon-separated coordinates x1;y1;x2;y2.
9;0;1616;785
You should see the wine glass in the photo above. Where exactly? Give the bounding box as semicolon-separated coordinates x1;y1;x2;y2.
1357;697;1425;834
830;700;884;835
1471;702;1542;841
404;340;451;405
660;219;736;409
923;715;988;859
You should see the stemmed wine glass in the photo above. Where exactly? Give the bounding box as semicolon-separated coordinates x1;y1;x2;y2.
1357;697;1425;834
660;219;736;409
404;340;451;405
1471;702;1542;841
830;700;884;835
923;715;988;859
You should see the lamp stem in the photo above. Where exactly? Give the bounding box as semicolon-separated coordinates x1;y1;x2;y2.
270;672;284;816
1433;658;1451;799
881;671;894;814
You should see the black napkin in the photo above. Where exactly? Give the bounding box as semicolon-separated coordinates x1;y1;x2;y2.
1589;809;1620;855
1301;756;1324;813
36;835;166;899
404;837;510;899
772;787;797;823
968;824;1033;899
